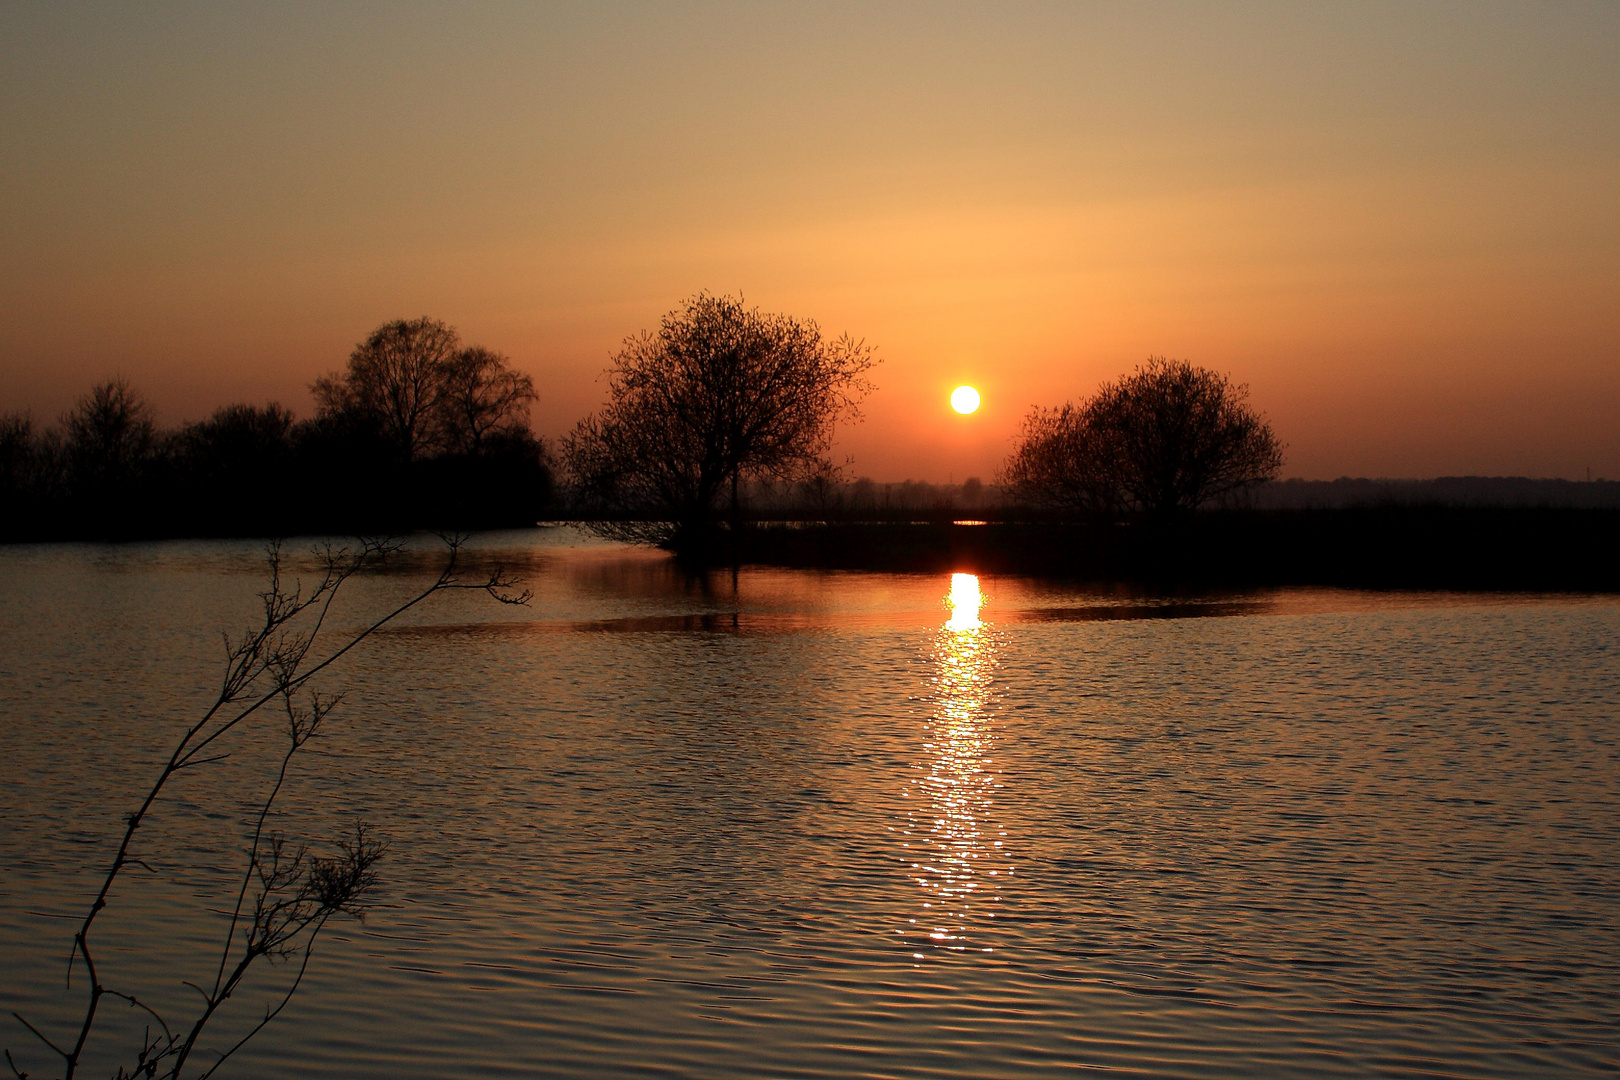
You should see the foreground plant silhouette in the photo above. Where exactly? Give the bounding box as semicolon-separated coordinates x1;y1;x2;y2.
7;536;528;1080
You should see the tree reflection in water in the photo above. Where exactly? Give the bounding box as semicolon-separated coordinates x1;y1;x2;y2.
902;573;1011;961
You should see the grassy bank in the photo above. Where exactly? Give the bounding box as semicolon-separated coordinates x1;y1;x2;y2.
725;508;1620;590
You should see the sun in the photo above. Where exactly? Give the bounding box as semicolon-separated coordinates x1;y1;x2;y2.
950;385;981;414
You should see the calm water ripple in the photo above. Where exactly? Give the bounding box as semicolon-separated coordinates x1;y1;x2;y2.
1;530;1618;1077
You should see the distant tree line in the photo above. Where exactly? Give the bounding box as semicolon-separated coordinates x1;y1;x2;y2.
1252;475;1620;510
3;297;1302;548
621;468;1620;527
738;475;995;521
0;318;552;541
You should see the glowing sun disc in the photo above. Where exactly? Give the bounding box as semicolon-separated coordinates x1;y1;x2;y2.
951;385;981;414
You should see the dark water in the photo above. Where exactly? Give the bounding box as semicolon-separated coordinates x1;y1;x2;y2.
2;530;1617;1078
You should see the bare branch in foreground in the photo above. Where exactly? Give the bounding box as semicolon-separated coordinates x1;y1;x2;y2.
8;535;526;1080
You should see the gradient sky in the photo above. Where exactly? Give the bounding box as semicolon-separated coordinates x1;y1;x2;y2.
2;1;1617;481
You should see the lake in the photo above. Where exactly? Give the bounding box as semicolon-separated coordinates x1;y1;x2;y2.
2;529;1617;1078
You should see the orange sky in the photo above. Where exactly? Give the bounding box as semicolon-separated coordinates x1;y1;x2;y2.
2;2;1616;481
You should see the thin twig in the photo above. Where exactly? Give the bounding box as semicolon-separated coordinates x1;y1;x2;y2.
9;534;525;1080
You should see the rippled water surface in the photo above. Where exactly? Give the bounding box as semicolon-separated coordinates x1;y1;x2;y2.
2;530;1618;1078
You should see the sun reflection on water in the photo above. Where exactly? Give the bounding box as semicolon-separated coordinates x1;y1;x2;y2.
945;572;982;631
900;573;1010;961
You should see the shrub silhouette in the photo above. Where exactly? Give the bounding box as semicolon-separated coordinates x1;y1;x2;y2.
1004;358;1283;516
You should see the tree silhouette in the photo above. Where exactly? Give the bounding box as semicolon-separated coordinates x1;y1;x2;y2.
0;362;551;541
312;318;461;462
0;412;58;506
1001;402;1123;516
312;321;540;465
562;293;876;551
174;403;297;490
437;346;538;456
63;379;157;496
1004;358;1283;516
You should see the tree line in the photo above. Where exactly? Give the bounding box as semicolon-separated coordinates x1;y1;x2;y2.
2;293;1286;547
0;319;551;541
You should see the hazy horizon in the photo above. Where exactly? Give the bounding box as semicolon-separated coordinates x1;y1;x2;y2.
3;2;1617;482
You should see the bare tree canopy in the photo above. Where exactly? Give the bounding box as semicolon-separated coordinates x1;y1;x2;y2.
1003;357;1284;516
181;402;297;455
563;292;877;549
311;319;538;462
438;346;538;456
173;403;298;489
313;318;461;461
1002;402;1123;516
63;378;157;491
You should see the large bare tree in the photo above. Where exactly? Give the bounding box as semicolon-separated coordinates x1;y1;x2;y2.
437;346;538;456
312;318;462;462
563;293;876;550
313;322;539;464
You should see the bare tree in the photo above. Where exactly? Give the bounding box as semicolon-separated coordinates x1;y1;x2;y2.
1;412;60;502
1002;358;1284;517
313;319;462;462
563;293;877;550
6;536;528;1080
1000;403;1123;516
63;379;157;494
437;347;538;456
1090;358;1284;514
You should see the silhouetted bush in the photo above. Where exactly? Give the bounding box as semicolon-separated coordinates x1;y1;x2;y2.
1003;358;1283;517
1;411;63;511
64;378;158;497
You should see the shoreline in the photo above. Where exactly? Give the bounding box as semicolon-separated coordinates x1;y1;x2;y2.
5;508;1617;592
722;509;1620;591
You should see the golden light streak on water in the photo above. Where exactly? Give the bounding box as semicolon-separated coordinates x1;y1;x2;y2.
902;573;1010;961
